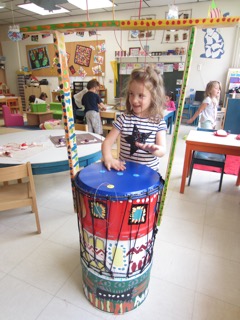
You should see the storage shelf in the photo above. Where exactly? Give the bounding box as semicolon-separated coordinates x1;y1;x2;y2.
116;55;186;63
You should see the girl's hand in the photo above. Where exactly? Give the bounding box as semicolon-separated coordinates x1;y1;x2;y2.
103;158;126;171
186;118;193;124
135;142;159;153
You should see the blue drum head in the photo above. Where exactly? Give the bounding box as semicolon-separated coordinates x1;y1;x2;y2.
75;161;162;200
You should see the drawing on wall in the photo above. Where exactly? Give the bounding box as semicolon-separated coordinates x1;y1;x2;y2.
129;15;156;41
200;28;224;59
31;35;39;42
94;55;104;64
74;45;92;67
28;46;50;70
161;10;192;44
69;65;76;75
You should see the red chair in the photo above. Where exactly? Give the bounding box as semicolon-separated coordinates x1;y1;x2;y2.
2;105;24;127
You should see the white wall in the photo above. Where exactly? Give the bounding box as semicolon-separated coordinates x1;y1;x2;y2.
1;0;239;104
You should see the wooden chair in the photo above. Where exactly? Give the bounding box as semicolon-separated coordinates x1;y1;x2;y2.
0;162;41;234
7;98;20;114
100;111;116;133
75;123;88;131
188;128;226;192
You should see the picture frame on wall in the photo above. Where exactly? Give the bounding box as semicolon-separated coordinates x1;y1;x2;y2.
129;15;156;41
28;46;50;70
161;9;192;44
129;47;141;56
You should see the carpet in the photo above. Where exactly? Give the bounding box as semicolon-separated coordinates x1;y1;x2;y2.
194;155;240;175
0;124;40;131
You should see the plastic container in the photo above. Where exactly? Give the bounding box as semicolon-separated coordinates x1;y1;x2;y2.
30;103;47;112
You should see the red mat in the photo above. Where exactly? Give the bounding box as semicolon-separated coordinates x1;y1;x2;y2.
194;155;240;175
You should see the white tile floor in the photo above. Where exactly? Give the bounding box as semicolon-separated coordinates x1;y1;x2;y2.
0;125;240;320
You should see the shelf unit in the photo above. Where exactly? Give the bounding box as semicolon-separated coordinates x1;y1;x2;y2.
115;55;186;63
17;72;32;110
24;85;51;107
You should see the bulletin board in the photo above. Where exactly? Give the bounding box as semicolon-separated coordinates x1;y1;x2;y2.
26;40;106;77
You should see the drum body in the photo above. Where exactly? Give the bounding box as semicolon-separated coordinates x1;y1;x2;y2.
74;161;164;314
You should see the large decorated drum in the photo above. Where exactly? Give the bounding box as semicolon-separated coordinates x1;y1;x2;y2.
74;161;164;314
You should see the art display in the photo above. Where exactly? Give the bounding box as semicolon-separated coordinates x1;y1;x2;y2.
161;10;192;44
129;15;156;41
28;46;50;70
74;45;92;67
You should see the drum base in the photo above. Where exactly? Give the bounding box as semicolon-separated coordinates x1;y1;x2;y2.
81;261;152;314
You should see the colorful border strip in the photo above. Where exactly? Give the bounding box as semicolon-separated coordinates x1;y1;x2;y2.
20;17;239;33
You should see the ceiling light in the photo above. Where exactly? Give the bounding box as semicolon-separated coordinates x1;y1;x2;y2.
0;2;6;9
68;0;114;10
18;3;69;15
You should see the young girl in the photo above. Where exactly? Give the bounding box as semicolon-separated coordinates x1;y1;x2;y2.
102;66;167;172
187;81;221;129
165;91;176;111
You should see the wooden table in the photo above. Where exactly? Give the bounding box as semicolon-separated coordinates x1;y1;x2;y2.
26;111;53;126
180;130;240;193
0;96;23;114
0;129;103;175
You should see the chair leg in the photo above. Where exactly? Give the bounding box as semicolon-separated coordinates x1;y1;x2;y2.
218;167;224;192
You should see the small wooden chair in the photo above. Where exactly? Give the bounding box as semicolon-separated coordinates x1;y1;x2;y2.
75;123;88;131
7;98;20;114
0;162;41;234
100;111;116;133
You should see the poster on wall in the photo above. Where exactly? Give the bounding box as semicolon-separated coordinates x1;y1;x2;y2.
129;15;156;41
28;46;50;70
161;10;192;44
74;45;92;67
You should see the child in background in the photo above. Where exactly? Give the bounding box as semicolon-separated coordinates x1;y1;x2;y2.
39;92;48;101
187;81;221;129
102;66;167;172
82;79;106;134
165;91;176;111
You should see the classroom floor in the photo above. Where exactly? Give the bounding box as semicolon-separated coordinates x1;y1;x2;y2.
0;122;240;320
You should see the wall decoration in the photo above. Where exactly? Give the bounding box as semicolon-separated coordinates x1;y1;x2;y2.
94;55;104;64
161;9;192;44
92;65;102;75
76;31;84;37
26;40;105;77
42;34;51;39
22;34;30;40
129;15;156;41
28;46;50;70
74;45;92;67
31;35;38;42
69;65;76;75
77;67;87;78
89;30;97;37
129;47;140;56
200;28;224;59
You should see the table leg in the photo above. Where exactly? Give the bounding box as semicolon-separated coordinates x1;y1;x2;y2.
180;146;192;193
169;115;173;135
236;167;240;186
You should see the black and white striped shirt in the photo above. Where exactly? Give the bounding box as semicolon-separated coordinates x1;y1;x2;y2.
113;113;167;171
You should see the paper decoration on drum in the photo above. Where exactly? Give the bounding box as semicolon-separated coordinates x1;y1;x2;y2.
28;46;50;70
74;45;92;67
